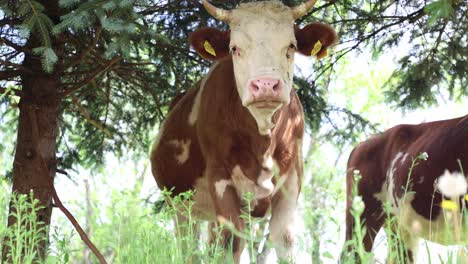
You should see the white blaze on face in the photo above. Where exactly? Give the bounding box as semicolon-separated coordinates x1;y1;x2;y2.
229;2;296;134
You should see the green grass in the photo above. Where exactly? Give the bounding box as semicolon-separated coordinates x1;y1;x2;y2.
0;157;467;264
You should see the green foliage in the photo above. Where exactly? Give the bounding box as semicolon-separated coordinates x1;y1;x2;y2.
1;154;467;263
425;0;454;25
14;0;56;72
306;0;467;109
1;192;48;264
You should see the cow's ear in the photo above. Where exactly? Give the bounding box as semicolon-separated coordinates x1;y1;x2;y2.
189;28;230;61
295;22;337;60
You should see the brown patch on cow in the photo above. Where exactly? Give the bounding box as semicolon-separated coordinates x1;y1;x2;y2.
250;197;271;217
189;28;230;61
295;22;338;58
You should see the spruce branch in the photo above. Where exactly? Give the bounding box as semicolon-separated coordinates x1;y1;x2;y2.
70;95;113;138
25;0;53;48
61;56;121;97
63;26;103;71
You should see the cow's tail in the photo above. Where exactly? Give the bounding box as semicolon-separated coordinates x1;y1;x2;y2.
341;146;359;262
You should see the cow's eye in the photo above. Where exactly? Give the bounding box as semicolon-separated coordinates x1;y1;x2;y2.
289;43;297;50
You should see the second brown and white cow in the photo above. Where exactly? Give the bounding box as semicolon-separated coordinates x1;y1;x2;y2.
344;114;468;262
151;0;337;262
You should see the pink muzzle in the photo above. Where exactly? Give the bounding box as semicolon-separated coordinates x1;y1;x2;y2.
248;77;283;108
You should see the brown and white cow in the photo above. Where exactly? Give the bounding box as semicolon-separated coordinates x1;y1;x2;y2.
344;114;468;262
150;0;337;262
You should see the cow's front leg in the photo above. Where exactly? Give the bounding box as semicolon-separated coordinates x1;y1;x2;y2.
208;165;245;263
269;167;300;262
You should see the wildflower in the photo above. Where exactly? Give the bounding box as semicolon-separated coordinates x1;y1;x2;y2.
352;196;365;215
419;152;429;161
353;170;361;182
436;170;467;199
465;194;468;202
440;199;458;211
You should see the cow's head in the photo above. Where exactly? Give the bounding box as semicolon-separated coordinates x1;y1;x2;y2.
191;0;337;135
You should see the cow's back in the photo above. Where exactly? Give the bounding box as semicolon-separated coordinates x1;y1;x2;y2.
150;83;205;196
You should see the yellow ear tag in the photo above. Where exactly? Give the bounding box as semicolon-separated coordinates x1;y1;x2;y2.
204;41;216;57
310;40;322;56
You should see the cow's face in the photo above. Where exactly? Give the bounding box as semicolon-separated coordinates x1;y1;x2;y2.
191;0;337;134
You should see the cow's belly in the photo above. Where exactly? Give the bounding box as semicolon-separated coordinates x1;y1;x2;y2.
395;199;465;245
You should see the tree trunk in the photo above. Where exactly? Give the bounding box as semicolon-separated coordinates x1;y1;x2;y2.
1;1;63;260
2;59;60;260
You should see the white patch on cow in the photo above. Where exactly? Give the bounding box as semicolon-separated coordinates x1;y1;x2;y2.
168;139;191;164
264;155;274;170
374;152;405;212
257;171;274;193
215;179;232;198
188;62;219;125
400;153;409;165
231;165;273;199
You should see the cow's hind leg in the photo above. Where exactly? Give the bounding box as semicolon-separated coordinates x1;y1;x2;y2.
385;223;418;263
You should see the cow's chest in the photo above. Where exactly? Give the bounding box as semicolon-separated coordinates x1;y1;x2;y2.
189;155;283;220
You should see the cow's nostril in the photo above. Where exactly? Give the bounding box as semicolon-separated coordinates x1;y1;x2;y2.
253;84;260;91
273;83;279;91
